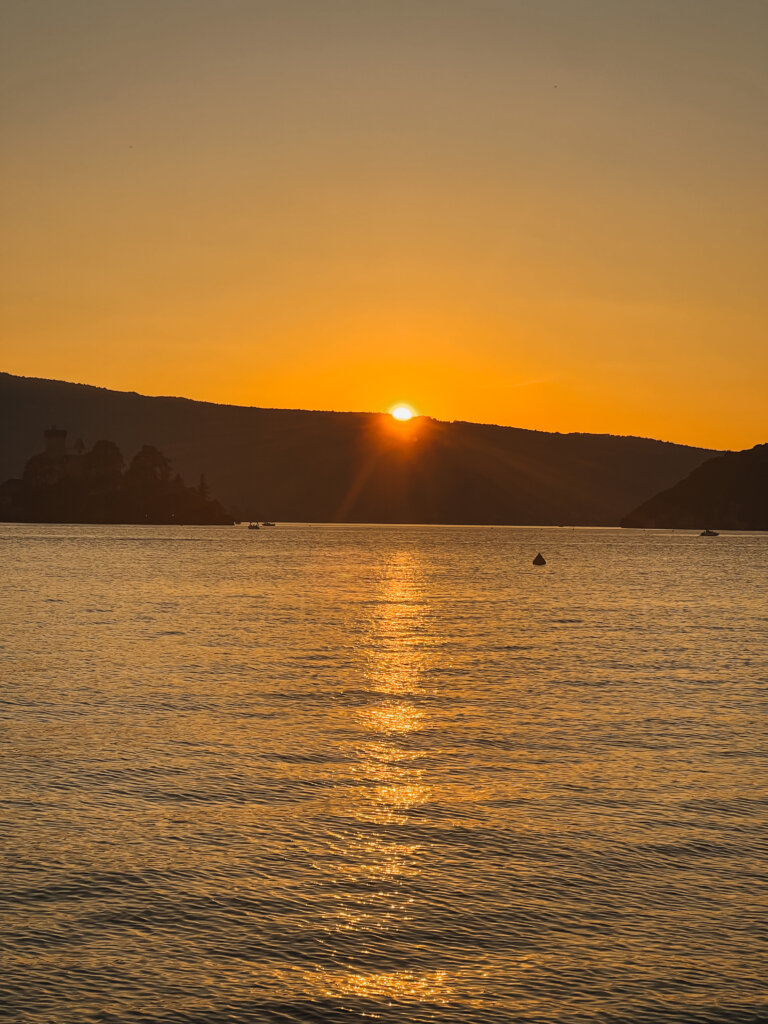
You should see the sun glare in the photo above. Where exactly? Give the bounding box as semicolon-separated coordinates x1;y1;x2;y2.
391;404;415;422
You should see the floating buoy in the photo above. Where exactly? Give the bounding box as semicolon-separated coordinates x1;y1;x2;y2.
533;552;546;566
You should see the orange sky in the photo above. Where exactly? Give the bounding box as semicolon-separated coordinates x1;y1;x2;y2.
1;0;766;450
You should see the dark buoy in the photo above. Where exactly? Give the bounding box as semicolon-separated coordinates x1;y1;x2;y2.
533;552;546;566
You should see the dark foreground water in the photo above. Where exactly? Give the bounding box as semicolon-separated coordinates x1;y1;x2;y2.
1;524;766;1023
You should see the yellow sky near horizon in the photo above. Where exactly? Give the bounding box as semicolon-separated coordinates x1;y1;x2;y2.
1;0;766;450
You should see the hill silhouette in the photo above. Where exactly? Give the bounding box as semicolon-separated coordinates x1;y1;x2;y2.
0;372;717;526
620;445;767;531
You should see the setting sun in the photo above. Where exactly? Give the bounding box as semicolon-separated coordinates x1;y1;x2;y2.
391;405;415;422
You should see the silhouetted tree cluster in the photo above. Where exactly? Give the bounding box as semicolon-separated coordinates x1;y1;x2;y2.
0;436;233;524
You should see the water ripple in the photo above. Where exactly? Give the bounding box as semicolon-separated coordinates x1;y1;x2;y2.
1;524;766;1023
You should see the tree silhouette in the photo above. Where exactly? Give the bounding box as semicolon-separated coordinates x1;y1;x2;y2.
86;440;124;486
0;435;232;524
125;445;171;487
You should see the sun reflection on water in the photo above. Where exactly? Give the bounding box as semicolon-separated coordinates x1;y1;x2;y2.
365;701;425;735
324;549;448;1006
319;967;451;1002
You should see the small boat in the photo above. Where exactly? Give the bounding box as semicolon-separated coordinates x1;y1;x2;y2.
247;522;260;530
261;521;276;527
700;528;719;537
533;552;546;566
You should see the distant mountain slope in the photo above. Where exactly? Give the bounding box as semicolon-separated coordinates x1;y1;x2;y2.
0;372;717;525
621;445;768;530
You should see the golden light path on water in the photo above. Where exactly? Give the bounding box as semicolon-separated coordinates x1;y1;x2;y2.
316;550;451;1005
302;548;541;1012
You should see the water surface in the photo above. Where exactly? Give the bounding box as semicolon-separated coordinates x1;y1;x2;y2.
2;525;766;1023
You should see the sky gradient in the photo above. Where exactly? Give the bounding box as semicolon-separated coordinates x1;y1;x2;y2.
1;0;766;449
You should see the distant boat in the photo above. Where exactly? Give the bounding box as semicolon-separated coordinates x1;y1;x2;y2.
533;552;546;566
261;521;276;527
247;522;260;530
700;528;719;537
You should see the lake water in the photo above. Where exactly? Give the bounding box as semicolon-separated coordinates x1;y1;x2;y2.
1;524;766;1023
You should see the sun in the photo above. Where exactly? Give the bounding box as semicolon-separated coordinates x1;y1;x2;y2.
391;404;415;421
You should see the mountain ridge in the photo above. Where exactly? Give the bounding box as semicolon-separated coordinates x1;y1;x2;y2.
0;371;719;526
1;371;716;445
621;445;767;531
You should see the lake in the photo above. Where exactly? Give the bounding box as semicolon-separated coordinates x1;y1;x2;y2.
1;524;766;1023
